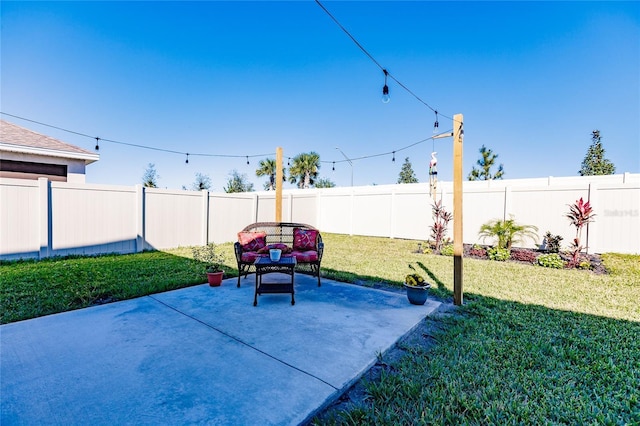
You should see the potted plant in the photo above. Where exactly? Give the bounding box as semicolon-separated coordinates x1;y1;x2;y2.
191;243;226;286
404;273;430;305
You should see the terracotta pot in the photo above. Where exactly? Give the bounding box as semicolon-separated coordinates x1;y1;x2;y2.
206;271;224;287
403;283;430;305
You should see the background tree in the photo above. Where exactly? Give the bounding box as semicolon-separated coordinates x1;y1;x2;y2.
288;152;320;189
224;170;254;193
397;157;418;184
468;145;504;181
579;130;615;176
256;158;285;191
191;172;211;191
314;178;336;188
142;163;159;188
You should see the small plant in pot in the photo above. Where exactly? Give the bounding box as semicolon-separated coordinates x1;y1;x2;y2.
191;243;226;286
404;272;431;305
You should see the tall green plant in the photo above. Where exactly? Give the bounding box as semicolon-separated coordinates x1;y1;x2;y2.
478;216;539;250
566;197;596;267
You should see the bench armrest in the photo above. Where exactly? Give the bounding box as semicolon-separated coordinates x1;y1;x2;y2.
234;242;243;262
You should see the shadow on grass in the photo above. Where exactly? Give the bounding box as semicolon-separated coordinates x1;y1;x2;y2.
313;292;640;424
416;261;448;291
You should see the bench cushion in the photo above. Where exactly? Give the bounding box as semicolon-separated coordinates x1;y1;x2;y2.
240;251;268;263
238;231;267;252
293;228;318;251
291;250;318;263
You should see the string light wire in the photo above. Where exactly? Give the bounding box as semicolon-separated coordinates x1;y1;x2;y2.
4;4;461;176
2;111;451;170
314;0;461;125
0;112;273;160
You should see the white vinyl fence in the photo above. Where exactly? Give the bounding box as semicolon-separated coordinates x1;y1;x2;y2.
1;173;638;260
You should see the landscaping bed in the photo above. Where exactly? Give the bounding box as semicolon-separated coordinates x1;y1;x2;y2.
461;244;607;274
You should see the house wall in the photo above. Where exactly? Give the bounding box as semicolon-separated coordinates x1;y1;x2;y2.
0;151;87;183
1;173;638;260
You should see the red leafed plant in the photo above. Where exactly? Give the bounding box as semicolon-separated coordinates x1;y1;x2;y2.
565;197;596;268
430;200;453;252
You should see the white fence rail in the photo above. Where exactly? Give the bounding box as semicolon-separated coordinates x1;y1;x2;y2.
1;173;638;260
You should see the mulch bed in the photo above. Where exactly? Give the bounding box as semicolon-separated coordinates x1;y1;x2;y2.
459;244;606;274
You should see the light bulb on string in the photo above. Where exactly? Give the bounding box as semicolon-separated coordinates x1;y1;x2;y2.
246;156;250;165
382;69;390;104
332;162;335;171
185;153;189;164
95;137;100;151
392;151;395;162
433;111;439;134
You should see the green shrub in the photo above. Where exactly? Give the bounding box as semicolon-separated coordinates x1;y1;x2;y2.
440;244;454;256
577;259;592;270
487;247;510;261
537;253;565;269
543;231;563;253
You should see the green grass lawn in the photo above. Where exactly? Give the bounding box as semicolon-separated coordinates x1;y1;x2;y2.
1;234;639;423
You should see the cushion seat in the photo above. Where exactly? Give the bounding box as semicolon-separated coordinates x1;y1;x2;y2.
240;251;268;263
291;250;318;263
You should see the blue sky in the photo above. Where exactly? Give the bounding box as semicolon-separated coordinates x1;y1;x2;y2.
2;1;639;190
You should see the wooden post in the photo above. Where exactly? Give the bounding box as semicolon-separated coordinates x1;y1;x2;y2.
453;114;464;306
276;147;283;222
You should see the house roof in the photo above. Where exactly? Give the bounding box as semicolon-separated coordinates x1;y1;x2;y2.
0;120;99;164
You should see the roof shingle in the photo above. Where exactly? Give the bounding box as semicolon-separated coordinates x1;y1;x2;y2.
0;120;95;156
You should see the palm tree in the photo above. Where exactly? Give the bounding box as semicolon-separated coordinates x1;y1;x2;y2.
255;158;285;191
478;216;538;250
288;152;320;189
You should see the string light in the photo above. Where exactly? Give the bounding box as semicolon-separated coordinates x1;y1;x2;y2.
185;153;189;164
382;69;390;104
246;156;250;165
314;0;462;127
332;161;335;171
94;137;100;151
392;151;395;162
433;111;439;134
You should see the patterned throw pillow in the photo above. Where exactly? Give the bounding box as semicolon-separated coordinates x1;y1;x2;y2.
257;243;292;254
293;228;318;251
238;231;267;252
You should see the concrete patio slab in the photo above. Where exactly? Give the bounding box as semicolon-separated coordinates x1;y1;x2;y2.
1;274;440;425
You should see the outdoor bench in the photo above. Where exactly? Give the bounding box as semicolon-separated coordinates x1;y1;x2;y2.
234;222;324;288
